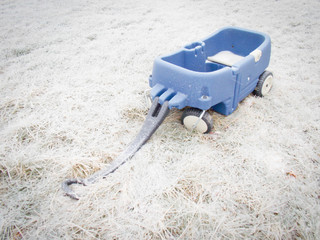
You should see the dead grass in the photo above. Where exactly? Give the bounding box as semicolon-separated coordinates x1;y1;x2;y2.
1;0;320;239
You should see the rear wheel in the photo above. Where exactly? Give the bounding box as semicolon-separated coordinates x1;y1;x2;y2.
181;108;213;134
253;71;273;97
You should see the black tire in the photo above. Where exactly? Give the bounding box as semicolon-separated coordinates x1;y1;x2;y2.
181;108;213;134
253;71;273;97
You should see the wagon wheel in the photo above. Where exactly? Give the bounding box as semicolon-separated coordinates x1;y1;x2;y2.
181;108;213;134
253;71;273;97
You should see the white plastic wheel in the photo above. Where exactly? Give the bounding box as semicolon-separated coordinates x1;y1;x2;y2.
183;115;209;133
253;71;273;97
261;74;273;96
181;108;213;134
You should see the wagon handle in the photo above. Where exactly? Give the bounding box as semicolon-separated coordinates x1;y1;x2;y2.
62;97;170;200
61;178;86;200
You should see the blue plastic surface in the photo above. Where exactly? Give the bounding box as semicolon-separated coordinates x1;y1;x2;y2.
149;26;271;115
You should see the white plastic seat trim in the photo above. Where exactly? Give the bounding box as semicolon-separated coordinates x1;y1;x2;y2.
207;49;262;66
250;49;262;62
207;51;244;66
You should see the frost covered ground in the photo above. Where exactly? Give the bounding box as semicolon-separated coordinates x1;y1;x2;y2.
1;0;320;239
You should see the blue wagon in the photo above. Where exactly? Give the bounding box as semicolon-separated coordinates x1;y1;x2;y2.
149;26;273;133
62;27;273;199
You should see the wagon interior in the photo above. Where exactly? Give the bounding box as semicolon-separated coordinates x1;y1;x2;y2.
162;28;266;72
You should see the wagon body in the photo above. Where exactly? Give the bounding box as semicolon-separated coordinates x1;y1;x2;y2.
149;27;271;115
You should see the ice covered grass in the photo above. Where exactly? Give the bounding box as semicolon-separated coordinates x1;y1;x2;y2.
1;0;320;239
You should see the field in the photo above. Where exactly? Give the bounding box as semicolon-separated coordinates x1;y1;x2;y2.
1;0;320;239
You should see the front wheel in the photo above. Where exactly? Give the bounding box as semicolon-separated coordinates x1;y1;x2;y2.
181;108;213;134
253;71;273;97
